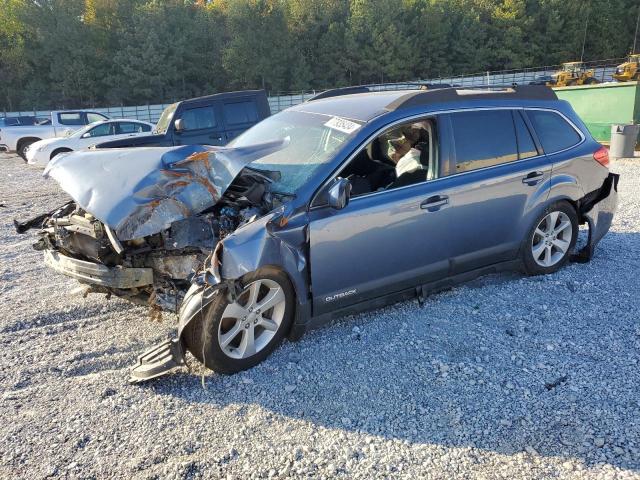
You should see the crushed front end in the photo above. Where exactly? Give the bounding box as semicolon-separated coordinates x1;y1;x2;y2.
15;143;286;312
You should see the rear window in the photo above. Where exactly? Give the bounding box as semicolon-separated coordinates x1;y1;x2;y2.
450;110;518;173
223;101;259;126
527;110;581;153
58;113;84;126
87;112;107;123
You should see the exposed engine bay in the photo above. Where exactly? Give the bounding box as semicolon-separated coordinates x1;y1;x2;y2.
14;144;287;312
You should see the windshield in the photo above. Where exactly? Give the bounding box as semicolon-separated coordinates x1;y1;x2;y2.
155;103;178;134
228;110;362;194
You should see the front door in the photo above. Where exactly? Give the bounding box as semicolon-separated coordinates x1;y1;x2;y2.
174;104;225;146
308;181;452;316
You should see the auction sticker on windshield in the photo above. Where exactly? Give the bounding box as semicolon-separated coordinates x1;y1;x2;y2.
324;116;361;135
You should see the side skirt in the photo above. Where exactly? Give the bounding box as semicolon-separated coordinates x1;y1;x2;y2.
304;259;522;333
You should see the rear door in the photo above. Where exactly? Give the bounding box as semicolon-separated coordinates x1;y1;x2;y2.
221;99;261;143
441;108;552;273
173;104;225;146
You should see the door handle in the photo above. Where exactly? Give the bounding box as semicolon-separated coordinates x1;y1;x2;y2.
420;195;449;211
209;135;223;142
522;171;544;185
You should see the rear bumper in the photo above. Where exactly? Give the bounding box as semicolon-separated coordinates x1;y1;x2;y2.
44;249;153;288
573;173;619;262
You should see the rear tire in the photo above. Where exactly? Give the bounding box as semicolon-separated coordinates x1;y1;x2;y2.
522;201;578;276
584;77;599;85
183;267;295;374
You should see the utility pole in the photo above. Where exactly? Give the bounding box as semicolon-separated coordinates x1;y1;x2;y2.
580;7;590;62
633;3;640;54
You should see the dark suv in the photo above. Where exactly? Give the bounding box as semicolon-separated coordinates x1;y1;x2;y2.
19;85;617;380
95;90;271;149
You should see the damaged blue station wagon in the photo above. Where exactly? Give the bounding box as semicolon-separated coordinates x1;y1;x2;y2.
17;85;618;381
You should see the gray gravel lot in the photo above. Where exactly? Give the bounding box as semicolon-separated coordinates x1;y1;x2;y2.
1;153;639;479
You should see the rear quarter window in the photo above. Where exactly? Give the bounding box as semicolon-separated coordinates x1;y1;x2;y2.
526;110;582;154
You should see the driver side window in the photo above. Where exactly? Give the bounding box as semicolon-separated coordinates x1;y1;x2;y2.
339;117;439;197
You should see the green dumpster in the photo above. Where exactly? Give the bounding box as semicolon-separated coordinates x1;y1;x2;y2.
553;82;640;145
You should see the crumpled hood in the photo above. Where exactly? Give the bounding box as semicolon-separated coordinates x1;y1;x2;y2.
44;142;283;241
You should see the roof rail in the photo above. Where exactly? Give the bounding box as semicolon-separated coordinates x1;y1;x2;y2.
385;84;557;111
306;82;453;102
305;83;556;106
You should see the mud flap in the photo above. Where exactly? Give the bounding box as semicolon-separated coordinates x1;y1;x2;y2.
571;173;619;263
129;339;185;383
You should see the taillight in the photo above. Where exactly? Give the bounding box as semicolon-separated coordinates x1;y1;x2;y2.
593;145;609;168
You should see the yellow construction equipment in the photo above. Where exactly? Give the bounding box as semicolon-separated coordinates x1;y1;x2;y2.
547;62;600;87
613;54;640;82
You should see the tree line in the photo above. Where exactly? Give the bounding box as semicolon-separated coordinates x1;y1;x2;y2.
1;0;638;111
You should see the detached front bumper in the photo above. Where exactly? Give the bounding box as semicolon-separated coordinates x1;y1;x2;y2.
44;249;153;288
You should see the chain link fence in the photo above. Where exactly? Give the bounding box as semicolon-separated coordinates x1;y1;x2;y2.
2;58;628;122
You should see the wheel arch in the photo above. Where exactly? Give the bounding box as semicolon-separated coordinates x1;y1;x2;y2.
17;136;42;151
50;147;72;160
177;215;312;344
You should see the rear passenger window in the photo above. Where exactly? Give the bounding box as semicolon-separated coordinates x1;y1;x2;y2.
450;110;518;173
181;106;217;131
527;110;581;153
223;101;259;126
514;111;538;159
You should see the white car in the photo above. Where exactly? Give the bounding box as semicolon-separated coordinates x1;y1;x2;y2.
1;110;110;159
26;119;155;167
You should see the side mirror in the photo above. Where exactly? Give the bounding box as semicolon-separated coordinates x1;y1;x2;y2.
81;132;90;139
174;118;184;133
327;177;351;210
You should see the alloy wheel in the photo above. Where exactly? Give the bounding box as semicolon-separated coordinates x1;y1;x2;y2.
531;211;573;267
217;279;286;359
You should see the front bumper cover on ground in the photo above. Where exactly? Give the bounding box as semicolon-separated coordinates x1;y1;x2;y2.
44;250;153;288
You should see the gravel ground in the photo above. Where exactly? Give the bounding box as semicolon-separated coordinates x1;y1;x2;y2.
1;153;639;479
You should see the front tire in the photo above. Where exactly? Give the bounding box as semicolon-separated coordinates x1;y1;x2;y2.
183;267;295;374
18;140;37;161
522;201;578;275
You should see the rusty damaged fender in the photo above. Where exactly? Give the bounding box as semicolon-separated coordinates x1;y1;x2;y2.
176;205;311;340
130;206;312;383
